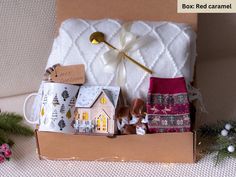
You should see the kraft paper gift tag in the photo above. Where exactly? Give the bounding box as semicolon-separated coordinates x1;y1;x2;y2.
50;64;85;84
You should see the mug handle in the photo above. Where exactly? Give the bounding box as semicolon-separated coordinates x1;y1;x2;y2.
23;93;39;124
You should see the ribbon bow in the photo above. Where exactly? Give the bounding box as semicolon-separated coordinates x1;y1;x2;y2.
102;25;151;87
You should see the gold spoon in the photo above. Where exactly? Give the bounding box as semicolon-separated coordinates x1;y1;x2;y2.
90;32;153;74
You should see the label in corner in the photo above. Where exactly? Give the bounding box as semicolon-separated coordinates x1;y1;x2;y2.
178;0;236;13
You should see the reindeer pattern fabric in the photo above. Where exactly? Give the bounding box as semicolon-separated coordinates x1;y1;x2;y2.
146;77;191;133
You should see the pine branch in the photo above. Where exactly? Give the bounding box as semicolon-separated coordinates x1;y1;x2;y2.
0;129;14;146
0;112;23;123
215;148;236;165
231;151;236;158
198;121;236;165
198;124;220;138
0;123;34;136
198;120;230;138
0;129;9;144
0;112;34;136
215;149;228;165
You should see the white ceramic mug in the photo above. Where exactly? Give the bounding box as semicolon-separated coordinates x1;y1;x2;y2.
23;82;79;133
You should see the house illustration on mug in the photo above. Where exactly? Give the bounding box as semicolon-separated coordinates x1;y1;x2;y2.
74;86;122;135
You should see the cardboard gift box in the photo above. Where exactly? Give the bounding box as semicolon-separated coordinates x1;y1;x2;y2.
35;0;198;163
36;130;196;163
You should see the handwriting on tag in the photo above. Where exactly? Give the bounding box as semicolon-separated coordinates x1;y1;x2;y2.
50;64;85;84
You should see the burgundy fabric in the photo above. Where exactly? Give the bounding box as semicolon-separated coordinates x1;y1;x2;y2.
149;77;187;94
146;77;191;133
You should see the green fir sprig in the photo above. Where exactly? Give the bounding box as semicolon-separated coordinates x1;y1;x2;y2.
198;121;236;165
0;112;34;146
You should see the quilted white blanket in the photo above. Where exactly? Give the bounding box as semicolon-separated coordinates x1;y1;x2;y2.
46;19;196;101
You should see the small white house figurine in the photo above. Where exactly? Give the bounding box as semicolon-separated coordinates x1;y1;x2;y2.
74;86;122;135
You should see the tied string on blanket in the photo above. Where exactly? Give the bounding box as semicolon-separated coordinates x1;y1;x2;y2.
90;24;153;104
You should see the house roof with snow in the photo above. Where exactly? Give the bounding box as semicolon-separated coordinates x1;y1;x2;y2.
75;86;121;108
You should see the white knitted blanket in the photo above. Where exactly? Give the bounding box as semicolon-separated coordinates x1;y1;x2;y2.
47;19;196;101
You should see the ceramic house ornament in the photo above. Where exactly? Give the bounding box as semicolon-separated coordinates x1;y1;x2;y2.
74;86;122;135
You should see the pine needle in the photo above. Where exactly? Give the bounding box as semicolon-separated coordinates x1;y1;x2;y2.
0;112;34;136
0;112;23;123
0;112;34;146
198;121;236;166
215;149;229;165
0;129;9;144
0;129;14;146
